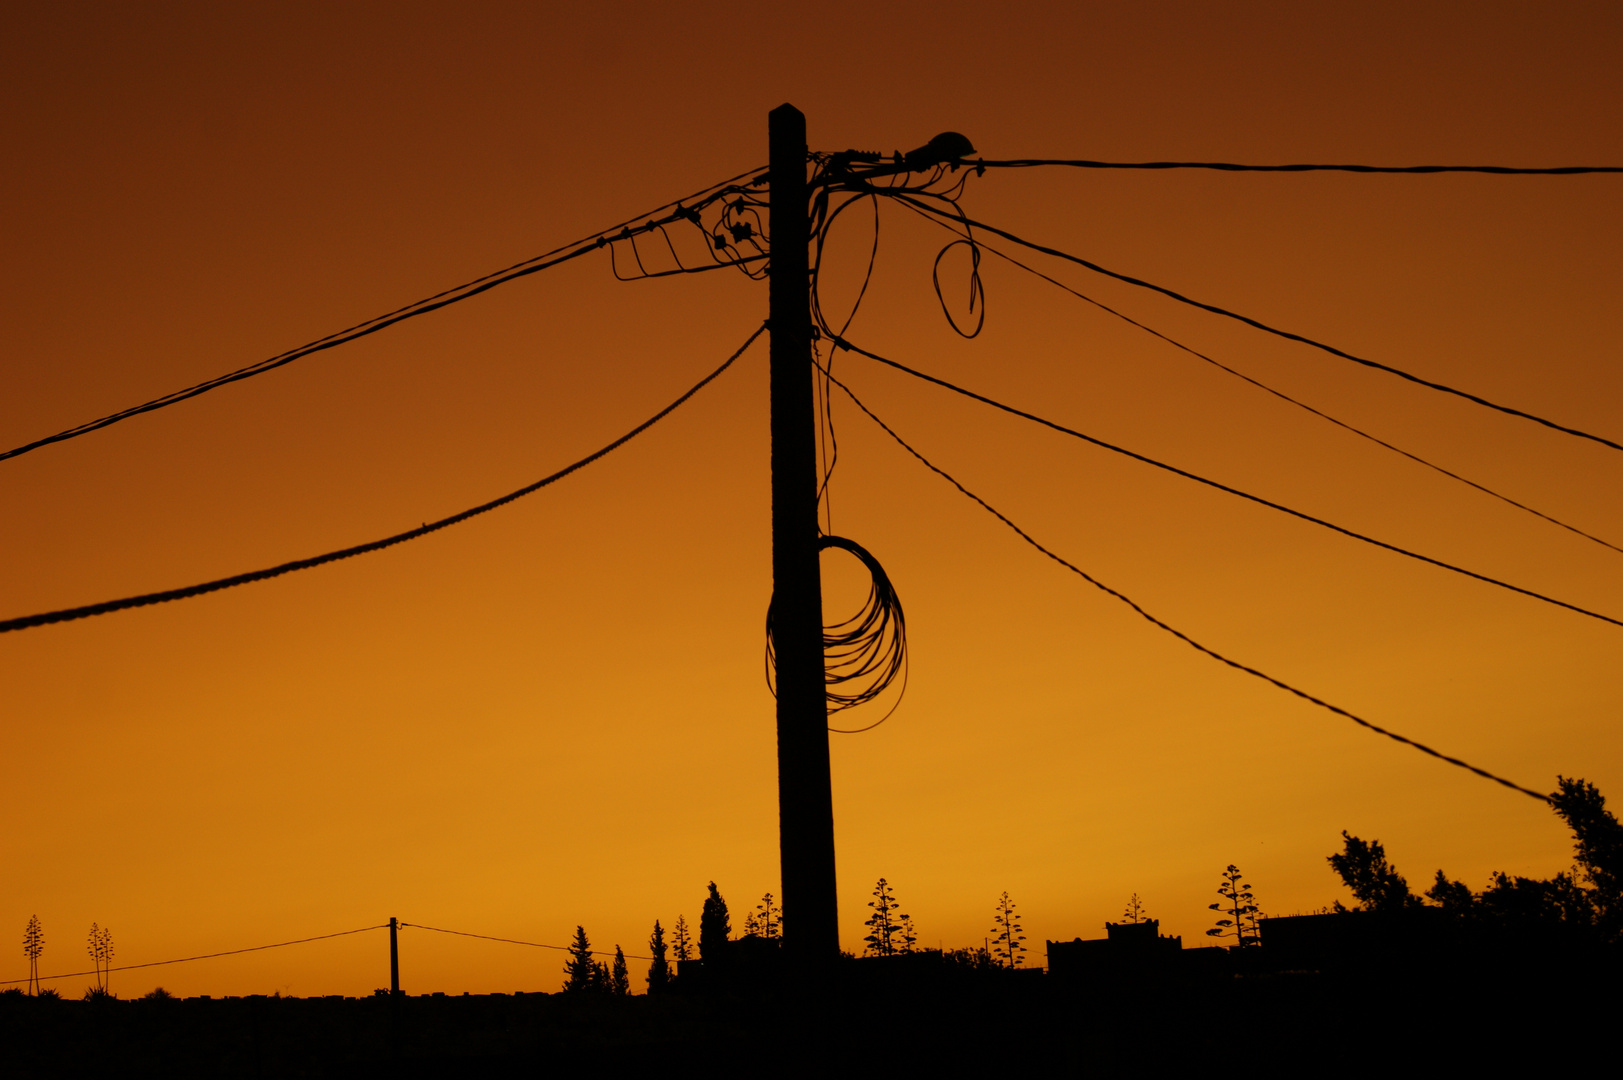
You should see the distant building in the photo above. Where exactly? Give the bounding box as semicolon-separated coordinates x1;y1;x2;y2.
1047;919;1184;982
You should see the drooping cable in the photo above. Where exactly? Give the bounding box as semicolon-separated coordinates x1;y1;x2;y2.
400;922;653;961
809;191;883;532
896;195;1623;456
0;324;767;634
972;159;1623;176
832;336;1623;632
0;925;387;985
817;362;1550;803
765;534;909;733
1;167;768;465
898;200;1623;555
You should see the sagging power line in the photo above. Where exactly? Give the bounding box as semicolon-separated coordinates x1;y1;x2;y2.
0;167;768;466
894;195;1623;455
0;325;767;634
831;335;1623;631
893;204;1623;556
817;360;1551;804
401;922;654;962
0;925;387;986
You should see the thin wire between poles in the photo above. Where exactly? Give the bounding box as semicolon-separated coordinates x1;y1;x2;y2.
897;196;1623;455
817;363;1550;803
0;166;768;464
972;159;1623;175
899;200;1623;555
400;922;653;962
0;324;768;634
0;925;387;985
832;337;1623;631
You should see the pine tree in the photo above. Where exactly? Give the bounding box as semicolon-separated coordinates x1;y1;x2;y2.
22;916;43;997
646;920;670;993
863;878;911;956
672;915;693;962
1122;893;1148;924
989;892;1027;968
610;946;630;996
699;882;730;962
563;925;597;993
1206;864;1262;948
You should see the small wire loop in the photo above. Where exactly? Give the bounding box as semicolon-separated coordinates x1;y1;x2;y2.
932;237;985;338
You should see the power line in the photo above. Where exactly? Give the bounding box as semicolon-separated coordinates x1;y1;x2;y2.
400;922;654;962
897;195;1623;456
817;361;1551;804
0;925;386;985
831;336;1623;632
0;166;768;465
973;158;1623;175
0;324;768;635
897;202;1623;556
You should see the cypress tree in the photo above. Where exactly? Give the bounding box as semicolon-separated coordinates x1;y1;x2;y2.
646;920;670;993
610;946;630;996
700;882;730;963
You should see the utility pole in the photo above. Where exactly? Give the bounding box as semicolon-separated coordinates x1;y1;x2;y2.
389;916;400;996
768;103;839;964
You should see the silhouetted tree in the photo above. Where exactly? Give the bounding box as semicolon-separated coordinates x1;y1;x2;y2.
898;914;918;953
86;924;114;993
1426;870;1476;915
672;915;693;962
944;945;995;972
1122;894;1148;924
1328;833;1419;912
863;878;912;956
22;916;43;996
610;946;630;996
563;926;598;993
749;893;781;940
1552;775;1623;940
646;920;670;993
989;892;1027;968
1207;865;1262;948
1330;783;1620;941
699;882;730;962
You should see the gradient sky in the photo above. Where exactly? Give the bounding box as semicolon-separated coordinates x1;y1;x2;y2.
3;1;1619;997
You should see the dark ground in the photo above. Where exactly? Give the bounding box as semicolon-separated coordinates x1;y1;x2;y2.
2;962;1611;1076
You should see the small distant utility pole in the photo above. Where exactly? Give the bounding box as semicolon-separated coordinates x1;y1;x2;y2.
389;916;400;996
768;102;839;965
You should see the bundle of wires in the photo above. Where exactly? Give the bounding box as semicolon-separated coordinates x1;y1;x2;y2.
765;535;908;733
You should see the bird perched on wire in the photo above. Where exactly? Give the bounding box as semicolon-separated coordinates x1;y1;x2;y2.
899;132;977;170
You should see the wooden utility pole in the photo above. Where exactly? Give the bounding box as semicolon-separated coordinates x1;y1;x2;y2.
768;103;839;963
389;916;400;995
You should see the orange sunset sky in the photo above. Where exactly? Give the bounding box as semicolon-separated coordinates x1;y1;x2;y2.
3;2;1619;997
